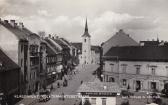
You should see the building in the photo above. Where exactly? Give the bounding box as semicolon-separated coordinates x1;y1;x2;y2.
0;19;29;94
44;37;63;85
102;29;139;55
72;19;101;65
81;19;92;64
0;48;20;104
77;79;121;105
0;19;47;94
102;45;168;92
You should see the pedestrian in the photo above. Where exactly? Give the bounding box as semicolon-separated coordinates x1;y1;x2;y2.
62;92;65;101
81;80;83;84
57;82;60;88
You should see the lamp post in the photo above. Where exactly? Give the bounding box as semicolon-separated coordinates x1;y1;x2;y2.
101;74;104;82
146;92;149;104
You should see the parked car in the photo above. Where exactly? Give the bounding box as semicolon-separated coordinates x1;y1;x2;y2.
38;89;51;102
121;90;134;97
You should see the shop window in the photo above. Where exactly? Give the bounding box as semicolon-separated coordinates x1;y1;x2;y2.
123;79;127;86
102;98;106;105
91;98;96;105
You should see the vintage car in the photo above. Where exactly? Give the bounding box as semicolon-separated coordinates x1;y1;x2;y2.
38;89;51;102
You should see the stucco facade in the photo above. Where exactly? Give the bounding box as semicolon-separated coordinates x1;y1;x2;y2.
103;60;168;92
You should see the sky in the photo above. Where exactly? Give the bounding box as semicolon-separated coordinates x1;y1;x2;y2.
0;0;168;45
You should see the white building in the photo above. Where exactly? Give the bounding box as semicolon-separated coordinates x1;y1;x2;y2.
80;19;92;64
77;79;121;105
102;46;168;92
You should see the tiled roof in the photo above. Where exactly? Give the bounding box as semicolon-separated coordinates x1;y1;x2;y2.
91;46;100;53
53;38;69;49
0;48;19;71
71;43;82;50
77;82;121;93
104;46;168;62
102;29;139;55
44;38;61;54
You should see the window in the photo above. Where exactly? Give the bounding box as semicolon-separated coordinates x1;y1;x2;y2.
123;79;127;86
21;45;23;52
102;98;106;105
110;64;114;72
135;65;141;74
84;38;86;42
30;73;32;80
121;64;127;73
91;98;96;105
109;77;115;82
151;68;156;75
34;72;36;79
166;66;168;76
21;59;23;67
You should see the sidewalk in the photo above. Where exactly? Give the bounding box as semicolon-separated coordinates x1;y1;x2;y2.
15;98;38;105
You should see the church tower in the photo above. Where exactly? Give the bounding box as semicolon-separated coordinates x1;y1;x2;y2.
81;18;92;64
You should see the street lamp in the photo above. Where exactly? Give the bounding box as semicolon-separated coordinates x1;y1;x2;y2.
101;74;104;82
146;92;149;104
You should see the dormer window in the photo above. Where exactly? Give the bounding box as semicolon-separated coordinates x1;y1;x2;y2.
84;38;86;42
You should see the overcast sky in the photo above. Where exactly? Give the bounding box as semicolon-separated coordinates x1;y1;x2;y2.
0;0;168;45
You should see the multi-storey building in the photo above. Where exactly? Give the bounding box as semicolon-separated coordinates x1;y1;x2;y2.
0;19;47;94
44;36;63;85
81;19;92;65
0;48;20;104
0;19;28;94
102;43;168;92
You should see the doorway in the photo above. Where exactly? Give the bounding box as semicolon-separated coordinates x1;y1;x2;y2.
136;80;141;91
151;82;156;90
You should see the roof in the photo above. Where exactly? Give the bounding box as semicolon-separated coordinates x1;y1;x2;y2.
82;19;91;37
71;43;82;50
77;81;121;93
53;38;69;49
0;48;20;71
104;46;168;62
91;46;100;53
102;29;139;55
140;41;160;46
44;38;61;54
0;22;28;40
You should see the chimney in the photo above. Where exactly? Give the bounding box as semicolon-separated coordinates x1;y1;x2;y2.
10;20;15;27
4;20;8;24
18;22;24;30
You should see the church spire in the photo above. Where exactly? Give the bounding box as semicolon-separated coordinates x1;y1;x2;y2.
82;18;91;37
85;18;88;33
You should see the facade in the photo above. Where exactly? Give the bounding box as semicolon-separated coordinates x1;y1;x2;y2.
44;37;63;85
81;19;92;64
77;80;121;105
0;20;28;94
102;46;168;92
0;48;20;104
0;19;47;94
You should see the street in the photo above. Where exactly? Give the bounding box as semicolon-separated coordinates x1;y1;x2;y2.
16;64;99;105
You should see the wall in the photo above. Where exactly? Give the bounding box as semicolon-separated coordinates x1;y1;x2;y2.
0;24;19;63
82;96;116;105
103;60;168;91
81;37;91;64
